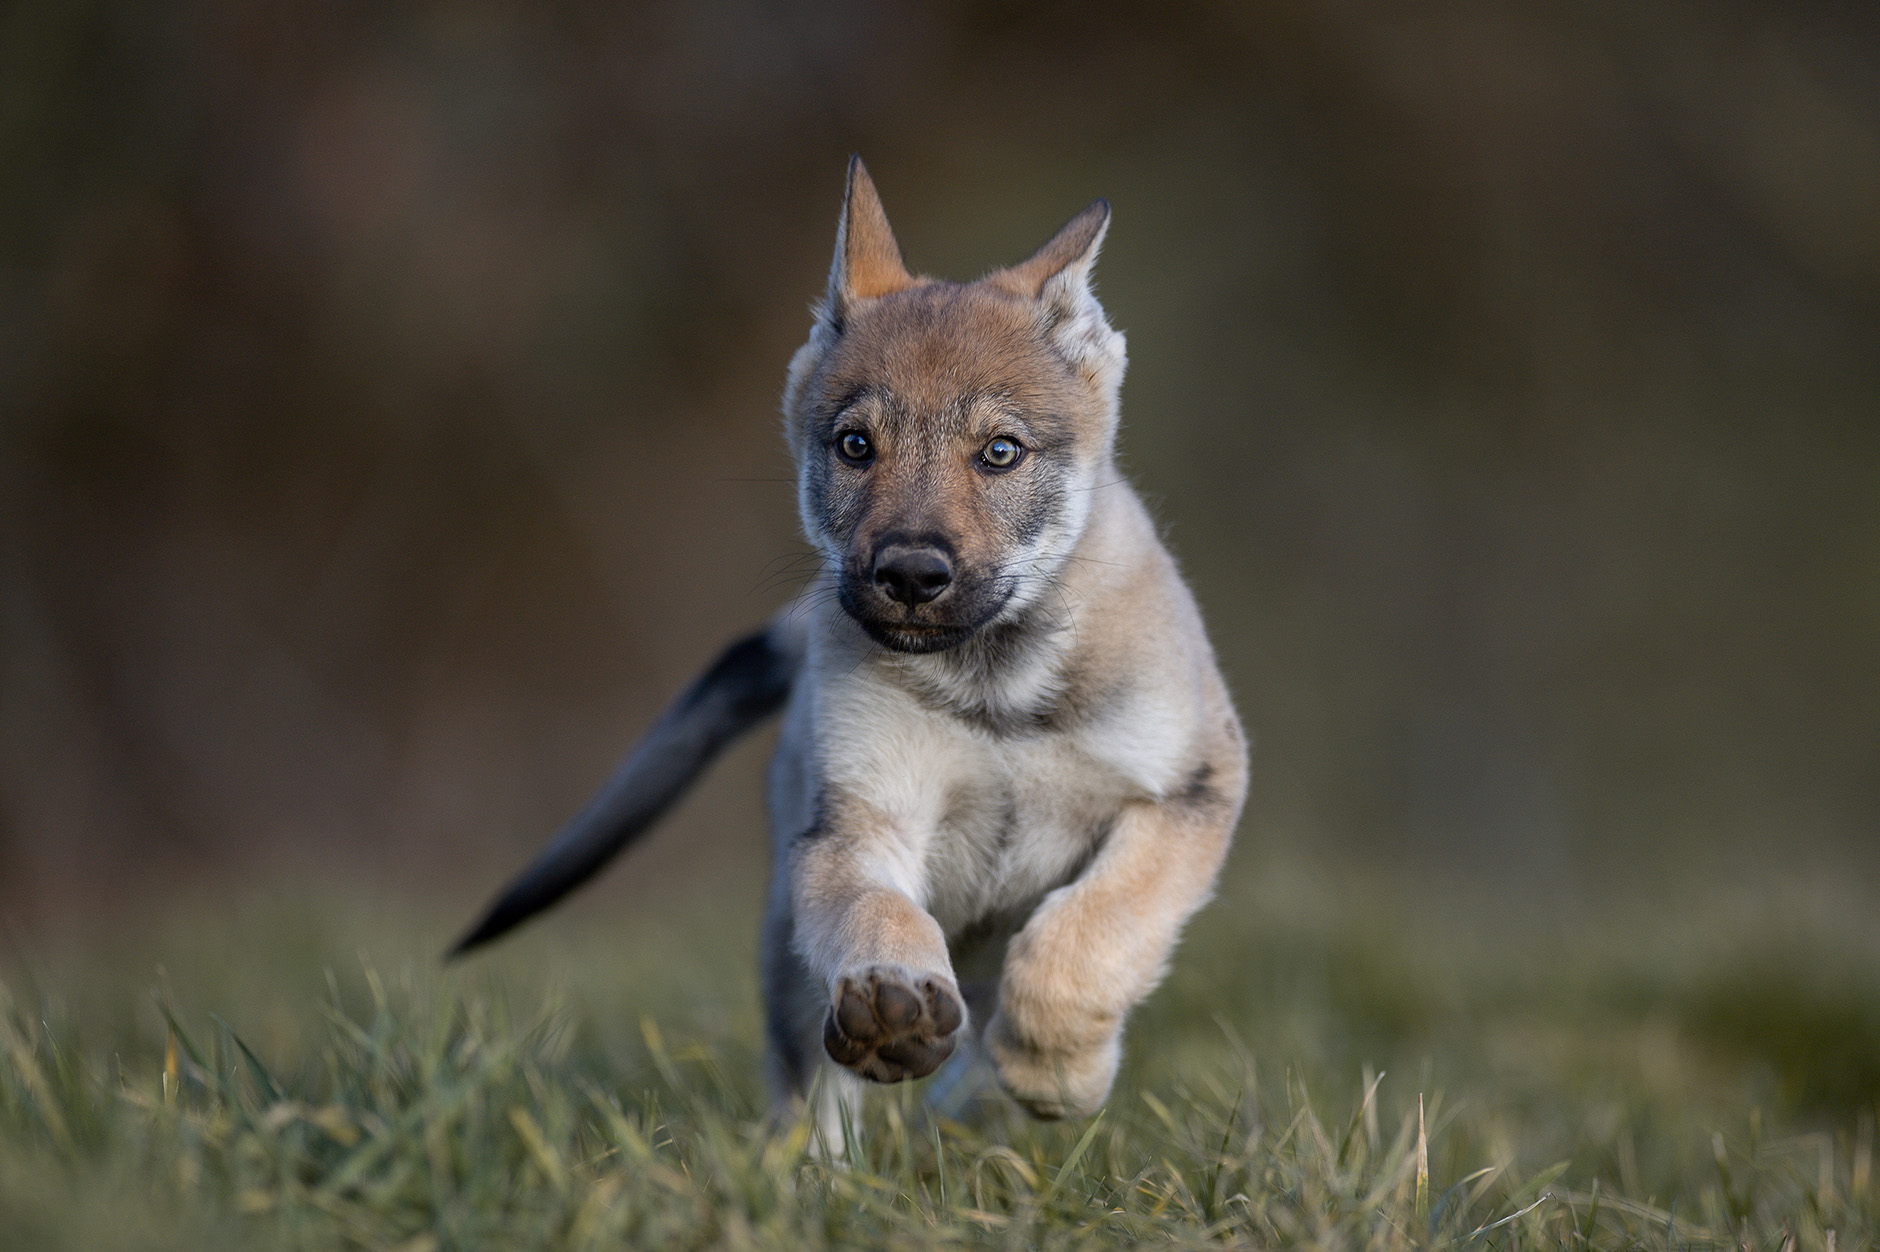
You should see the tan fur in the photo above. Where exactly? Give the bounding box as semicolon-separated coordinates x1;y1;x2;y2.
763;159;1246;1121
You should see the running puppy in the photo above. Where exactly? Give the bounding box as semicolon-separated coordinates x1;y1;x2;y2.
455;158;1247;1121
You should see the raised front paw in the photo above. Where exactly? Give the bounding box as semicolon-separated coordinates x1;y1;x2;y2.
985;1011;1121;1120
821;967;965;1083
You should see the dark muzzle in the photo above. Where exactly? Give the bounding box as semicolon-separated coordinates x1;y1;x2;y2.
872;543;953;607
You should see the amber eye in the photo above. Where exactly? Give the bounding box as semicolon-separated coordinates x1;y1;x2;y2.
980;436;1024;470
837;431;873;463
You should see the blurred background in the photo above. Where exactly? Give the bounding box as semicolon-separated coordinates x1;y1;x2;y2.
3;0;1877;930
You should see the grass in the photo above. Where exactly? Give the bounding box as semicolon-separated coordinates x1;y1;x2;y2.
2;859;1878;1250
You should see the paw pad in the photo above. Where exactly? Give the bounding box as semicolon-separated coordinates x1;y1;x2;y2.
822;970;964;1083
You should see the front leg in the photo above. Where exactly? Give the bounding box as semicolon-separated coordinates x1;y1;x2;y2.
988;762;1242;1118
791;796;967;1084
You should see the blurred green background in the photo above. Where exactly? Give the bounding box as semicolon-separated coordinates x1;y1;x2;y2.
2;0;1877;929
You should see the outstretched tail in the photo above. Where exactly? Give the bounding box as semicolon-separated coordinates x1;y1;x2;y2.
449;620;802;957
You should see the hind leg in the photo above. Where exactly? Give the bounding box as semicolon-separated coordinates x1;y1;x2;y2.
762;686;827;1108
761;882;874;1157
759;873;827;1106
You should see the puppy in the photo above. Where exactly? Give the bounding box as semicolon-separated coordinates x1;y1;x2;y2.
456;158;1247;1122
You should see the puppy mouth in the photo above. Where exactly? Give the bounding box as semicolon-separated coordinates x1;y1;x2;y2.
836;583;1010;654
860;621;977;654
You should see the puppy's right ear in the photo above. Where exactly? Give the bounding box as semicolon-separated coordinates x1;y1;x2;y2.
788;158;912;415
820;156;915;328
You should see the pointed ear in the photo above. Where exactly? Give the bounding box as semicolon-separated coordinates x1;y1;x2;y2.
996;199;1110;311
994;199;1125;400
824;156;915;321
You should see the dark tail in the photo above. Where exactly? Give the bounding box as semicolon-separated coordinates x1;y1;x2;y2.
449;622;800;957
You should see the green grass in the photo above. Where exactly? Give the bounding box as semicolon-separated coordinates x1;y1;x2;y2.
3;861;1878;1250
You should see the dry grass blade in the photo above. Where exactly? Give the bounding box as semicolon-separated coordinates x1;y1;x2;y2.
1417;1093;1430;1220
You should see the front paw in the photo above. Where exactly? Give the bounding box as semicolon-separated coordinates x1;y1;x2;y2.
985;1011;1120;1120
821;967;965;1083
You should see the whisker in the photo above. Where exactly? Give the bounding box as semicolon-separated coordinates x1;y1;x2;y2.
752;550;823;580
753;560;826;590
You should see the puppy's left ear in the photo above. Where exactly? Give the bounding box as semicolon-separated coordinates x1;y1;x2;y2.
998;199;1109;310
995;200;1125;386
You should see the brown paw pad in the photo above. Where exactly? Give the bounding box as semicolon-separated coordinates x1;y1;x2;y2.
822;971;964;1083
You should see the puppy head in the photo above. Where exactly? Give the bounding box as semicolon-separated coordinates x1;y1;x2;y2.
784;158;1127;654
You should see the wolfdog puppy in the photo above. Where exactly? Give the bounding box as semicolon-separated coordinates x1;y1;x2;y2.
456;158;1247;1122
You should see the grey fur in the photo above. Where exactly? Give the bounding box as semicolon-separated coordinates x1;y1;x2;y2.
450;626;801;955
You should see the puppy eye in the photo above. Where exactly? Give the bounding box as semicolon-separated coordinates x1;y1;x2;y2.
837;431;873;463
979;436;1024;470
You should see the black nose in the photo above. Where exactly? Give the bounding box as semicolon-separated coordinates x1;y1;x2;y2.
873;545;953;607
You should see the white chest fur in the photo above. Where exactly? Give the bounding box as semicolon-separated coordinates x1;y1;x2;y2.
813;651;1197;939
